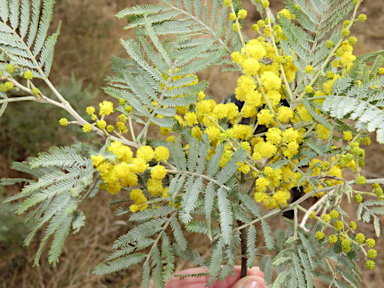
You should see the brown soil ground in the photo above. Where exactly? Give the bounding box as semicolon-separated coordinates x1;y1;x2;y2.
1;0;384;287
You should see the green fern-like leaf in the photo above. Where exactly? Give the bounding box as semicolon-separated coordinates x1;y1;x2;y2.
0;0;59;78
323;93;384;143
1;142;98;265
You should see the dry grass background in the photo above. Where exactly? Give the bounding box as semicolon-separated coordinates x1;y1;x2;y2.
1;0;384;287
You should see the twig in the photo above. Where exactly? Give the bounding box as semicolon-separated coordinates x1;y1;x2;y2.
299;188;338;232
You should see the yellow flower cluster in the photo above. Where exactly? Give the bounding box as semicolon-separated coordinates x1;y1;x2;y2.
91;141;171;212
171;6;368;211
82;4;367;216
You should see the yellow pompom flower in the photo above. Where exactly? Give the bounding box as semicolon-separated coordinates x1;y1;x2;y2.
99;101;114;116
159;127;171;136
242;58;260;76
125;105;132;113
277;106;294;123
166;135;176;143
235;75;256;101
283;141;299;159
82;123;92;133
232;124;253;140
23;70;33;80
86;106;96;115
237;162;251;174
343;131;353;141
229;13;237;21
277;9;292;19
184;112;198;126
196;99;216;115
245;90;262;106
107;141;134;162
113;162;131;179
131;158;149;173
340;50;356;71
252;24;259;32
262;0;270;8
260;71;282;91
305;65;314;73
174;115;186;127
240;141;251;153
213;104;229;119
247;44;266;60
257;109;274;125
282;129;300;146
59;118;68;126
341;28;350;37
257;20;265;28
255;192;268;203
256;177;270;191
191;126;203;140
96;120;107;129
295;104;313;122
147;178;163;196
197;91;206;100
232;23;241;32
136;146;155;162
106;125;114;133
130;204;139;213
130;189;147;204
254;140;277;158
323;74;341;94
226;102;240;122
107;182;121;195
273;189;291;206
32;87;40;95
154;146;170;162
358;14;367;22
223;0;231;7
231;51;244;64
205;126;221;143
252;151;261;161
2;81;14;91
305;85;313;94
266;90;281;106
316;124;331;140
6;64;15;74
151;165;168;180
238;9;247;19
265;127;282;144
118;114;127;123
91;154;104;166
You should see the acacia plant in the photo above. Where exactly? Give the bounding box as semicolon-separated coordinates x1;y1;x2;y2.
1;0;384;287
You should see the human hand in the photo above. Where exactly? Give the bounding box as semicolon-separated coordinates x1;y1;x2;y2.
146;266;267;288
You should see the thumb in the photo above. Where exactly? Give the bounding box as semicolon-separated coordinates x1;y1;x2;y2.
230;276;267;288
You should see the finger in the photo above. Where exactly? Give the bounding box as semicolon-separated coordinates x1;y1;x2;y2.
246;267;264;278
230;276;267;288
145;266;265;288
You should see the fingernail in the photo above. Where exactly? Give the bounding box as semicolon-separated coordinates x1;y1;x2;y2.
243;281;261;288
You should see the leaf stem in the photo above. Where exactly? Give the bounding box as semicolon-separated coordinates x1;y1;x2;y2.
136;60;179;143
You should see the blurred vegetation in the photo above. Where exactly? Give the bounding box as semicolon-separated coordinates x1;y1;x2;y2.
0;0;383;287
0;187;32;251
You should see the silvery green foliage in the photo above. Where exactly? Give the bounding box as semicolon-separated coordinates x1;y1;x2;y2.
1;1;384;288
1;142;101;266
105;0;243;132
0;0;59;78
279;0;354;72
0;0;60;117
274;0;384;142
323;66;384;143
